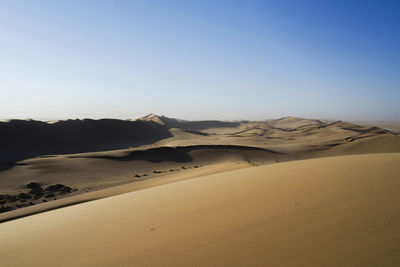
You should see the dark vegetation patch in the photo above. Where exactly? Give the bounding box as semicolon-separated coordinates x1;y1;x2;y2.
0;182;77;213
0;206;12;213
17;193;31;199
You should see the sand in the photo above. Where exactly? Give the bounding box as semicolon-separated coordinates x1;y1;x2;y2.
1;153;400;266
0;161;253;222
1;115;399;219
1;115;400;265
352;120;400;133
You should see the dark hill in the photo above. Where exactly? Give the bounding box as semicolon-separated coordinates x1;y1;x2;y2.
0;119;172;167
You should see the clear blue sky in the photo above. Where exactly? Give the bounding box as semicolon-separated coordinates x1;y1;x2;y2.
1;0;399;121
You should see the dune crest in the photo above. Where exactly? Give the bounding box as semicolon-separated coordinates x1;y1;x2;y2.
1;115;399;218
1;153;399;266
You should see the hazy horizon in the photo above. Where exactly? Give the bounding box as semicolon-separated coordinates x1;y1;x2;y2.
1;1;399;121
2;113;400;124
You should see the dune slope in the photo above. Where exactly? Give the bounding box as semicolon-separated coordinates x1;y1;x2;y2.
1;153;399;266
0;118;172;167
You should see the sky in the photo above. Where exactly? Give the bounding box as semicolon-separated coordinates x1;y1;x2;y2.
0;0;399;121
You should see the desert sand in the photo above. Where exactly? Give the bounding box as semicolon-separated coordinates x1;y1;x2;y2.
1;115;400;220
1;153;400;266
1;115;400;266
352;120;400;133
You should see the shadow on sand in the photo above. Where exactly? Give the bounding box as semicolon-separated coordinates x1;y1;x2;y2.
0;119;173;171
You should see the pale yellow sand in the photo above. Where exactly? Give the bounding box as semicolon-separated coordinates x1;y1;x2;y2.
0;161;252;222
1;116;399;218
1;153;399;266
352;120;400;133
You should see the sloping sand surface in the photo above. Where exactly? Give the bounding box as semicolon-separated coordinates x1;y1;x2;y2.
0;161;253;223
352;121;400;133
1;153;399;266
319;135;400;155
0;145;282;218
0;118;172;165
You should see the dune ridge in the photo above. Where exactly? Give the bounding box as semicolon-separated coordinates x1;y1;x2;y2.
139;113;242;130
0;144;281;219
1;153;399;266
1;115;399;219
0;118;172;166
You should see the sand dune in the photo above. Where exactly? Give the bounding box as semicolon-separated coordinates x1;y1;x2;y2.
1;153;399;266
153;115;398;154
0;118;172;167
1;115;399;218
0;145;282;219
1;115;400;265
317;135;400;156
266;116;325;129
0;161;253;223
352;121;400;133
139;113;242;130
